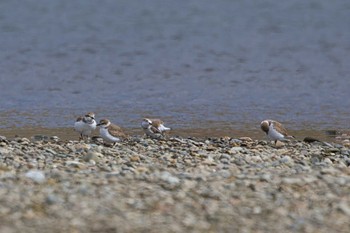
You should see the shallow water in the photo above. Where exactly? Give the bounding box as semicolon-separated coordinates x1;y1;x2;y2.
0;0;349;138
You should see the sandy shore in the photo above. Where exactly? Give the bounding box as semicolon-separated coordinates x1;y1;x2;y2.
0;135;349;233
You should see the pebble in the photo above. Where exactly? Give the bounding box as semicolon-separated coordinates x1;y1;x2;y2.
220;154;231;160
0;136;348;233
281;177;305;185
82;151;103;162
323;158;333;165
320;167;340;175
279;155;294;164
24;170;46;183
45;194;63;205
0;147;10;154
337;202;350;216
275;141;285;148
160;171;180;186
228;147;243;154
32;135;49;141
65;161;86;169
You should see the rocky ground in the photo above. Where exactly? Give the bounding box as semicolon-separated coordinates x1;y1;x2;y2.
0;135;349;233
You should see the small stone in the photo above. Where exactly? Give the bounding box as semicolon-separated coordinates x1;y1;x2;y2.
136;166;149;173
239;137;252;142
0;147;10;154
279;155;294;164
45;194;62;205
50;136;60;142
130;155;140;162
340;149;350;155
228;147;243;154
65;161;87;169
303;137;321;143
18;137;30;143
260;174;272;182
82;151;103;162
324;148;340;153
203;157;217;166
275;141;285;148
45;148;57;155
206;145;216;151
25;170;46;183
218;170;231;178
32;135;49;141
220;154;231;160
0;142;7;147
253;206;262;214
344;158;350;166
282;177;304;185
55;154;69;158
323;158;333;165
160;171;180;185
337;202;350;216
249;156;262;163
320;167;339;175
311;156;320;164
220;158;229;164
0;163;10;171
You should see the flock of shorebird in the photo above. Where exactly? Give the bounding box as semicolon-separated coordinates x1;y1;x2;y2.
74;112;294;146
74;112;171;146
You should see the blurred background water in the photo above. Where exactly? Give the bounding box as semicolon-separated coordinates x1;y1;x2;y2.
0;0;349;138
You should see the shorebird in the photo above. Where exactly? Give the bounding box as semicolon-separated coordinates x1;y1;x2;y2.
97;119;128;146
260;119;294;143
74;112;96;140
141;118;171;138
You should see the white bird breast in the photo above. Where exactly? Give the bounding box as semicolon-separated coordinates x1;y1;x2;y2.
99;127;120;143
268;125;285;140
74;121;85;133
141;121;149;129
74;120;96;136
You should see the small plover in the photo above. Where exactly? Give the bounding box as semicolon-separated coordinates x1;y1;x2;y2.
74;112;96;140
97;119;128;146
260;119;294;143
141;118;171;138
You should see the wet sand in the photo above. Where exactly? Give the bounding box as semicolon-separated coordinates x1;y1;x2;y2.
0;127;338;143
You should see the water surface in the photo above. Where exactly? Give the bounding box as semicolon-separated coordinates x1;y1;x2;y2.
0;0;349;139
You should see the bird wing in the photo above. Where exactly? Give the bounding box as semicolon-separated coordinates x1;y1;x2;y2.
150;119;164;128
150;126;162;134
76;116;83;122
271;121;289;136
108;124;128;138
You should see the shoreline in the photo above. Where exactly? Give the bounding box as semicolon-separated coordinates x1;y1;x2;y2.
0;126;343;143
0;135;349;232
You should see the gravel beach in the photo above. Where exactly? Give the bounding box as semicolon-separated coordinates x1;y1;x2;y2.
0;135;349;233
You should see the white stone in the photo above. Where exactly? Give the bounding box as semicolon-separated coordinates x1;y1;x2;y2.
160;171;180;185
25;170;46;183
